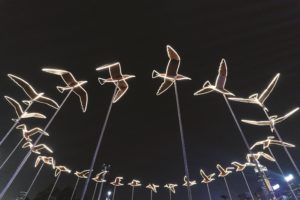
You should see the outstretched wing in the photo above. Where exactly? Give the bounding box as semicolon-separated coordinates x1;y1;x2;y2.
36;95;59;109
113;80;128;103
73;86;88;112
276;107;299;123
5;96;23;117
166;45;180;77
259;73;280;103
228;97;255;104
156;79;174;95
8;74;38;98
241;119;270;126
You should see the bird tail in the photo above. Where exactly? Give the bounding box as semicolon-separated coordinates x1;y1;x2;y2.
152;70;161;79
98;78;106;85
56;86;71;93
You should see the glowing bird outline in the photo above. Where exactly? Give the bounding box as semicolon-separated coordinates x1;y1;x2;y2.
183;176;197;187
246;152;276;163
5;96;46;121
55;165;72;177
241;107;299;132
96;62;135;103
42;68;88;112
216;164;234;177
8;74;59;109
16;124;49;142
146;184;160;193
92;170;108;183
229;73;280;111
250;136;295;150
231;161;255;172
194;59;234;96
152;45;191;95
110;177;124;187
128;179;142;187
35;156;55;169
22;142;53;155
200;169;216;184
164;184;178;194
74;169;90;179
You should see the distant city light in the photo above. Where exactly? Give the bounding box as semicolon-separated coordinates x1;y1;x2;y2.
272;184;280;190
284;174;294;182
107;191;112;196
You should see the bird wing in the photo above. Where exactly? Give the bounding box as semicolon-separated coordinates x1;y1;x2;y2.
241;119;270;126
113;80;128;103
215;59;227;89
109;63;123;79
34;156;42;167
22;112;46;119
38;144;53;153
228;97;255;104
42;68;77;86
261;152;276;162
5;96;23;117
200;170;209;180
166;45;180;77
36;95;59;109
73;86;88;112
156;79;174;95
258;73;280;104
271;140;295;148
276;107;299;123
250;141;262;150
8;74;38;99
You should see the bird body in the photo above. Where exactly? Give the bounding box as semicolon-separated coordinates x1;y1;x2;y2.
16;124;49;141
74;169;90;179
35;156;55;169
182;176;197;187
55;165;71;177
128;179;142;187
152;45;191;95
194;59;234;96
146;184;159;193
200;169;215;184
216;164;234;177
231;161;255;172
111;177;124;186
22;142;53;154
164;184;178;194
92;170;108;183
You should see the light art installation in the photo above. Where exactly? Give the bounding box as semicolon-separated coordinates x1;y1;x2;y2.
96;62;135;103
152;45;191;95
193;59;275;197
246;152;276;163
80;63;134;200
164;183;178;200
110;177;124;200
71;169;90;200
128;179;142;200
8;74;59;109
250;136;295;150
146;184;159;200
42;68;88;112
216;164;234;200
5;96;46;121
152;45;193;200
183;176;197;187
91;170;109;200
194;59;234;96
22;142;53;154
229;73;280;111
241;107;299;132
200;169;215;200
47;165;72;200
231;162;255;200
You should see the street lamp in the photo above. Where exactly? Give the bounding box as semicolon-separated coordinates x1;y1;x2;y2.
284;174;294;182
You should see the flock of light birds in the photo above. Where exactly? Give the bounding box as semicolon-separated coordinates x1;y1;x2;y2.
2;45;299;198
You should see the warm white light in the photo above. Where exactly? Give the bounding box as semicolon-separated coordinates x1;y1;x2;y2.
272;184;280;190
284;174;294;182
107;191;112;196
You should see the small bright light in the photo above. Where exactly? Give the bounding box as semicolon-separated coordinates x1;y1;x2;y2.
107;191;112;196
284;174;294;182
272;184;280;190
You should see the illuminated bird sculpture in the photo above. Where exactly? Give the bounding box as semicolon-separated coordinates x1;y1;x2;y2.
128;179;142;187
146;184;160;193
164;183;178;194
75;169;90;179
16;124;49;142
22;142;53;154
5;96;46;121
216;164;234;177
200;169;216;184
241;107;299;132
96;62;135;103
229;73;280;111
194;59;234;96
92;170;108;183
54;165;72;177
35;156;55;169
42;68;88;112
183;176;197;187
231;161;255;172
8;74;59;109
246;152;276;163
152;45;191;95
250;136;295;150
111;177;124;187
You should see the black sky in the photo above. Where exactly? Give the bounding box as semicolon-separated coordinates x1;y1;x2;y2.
0;0;300;199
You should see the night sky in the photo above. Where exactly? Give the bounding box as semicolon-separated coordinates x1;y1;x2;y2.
0;0;300;199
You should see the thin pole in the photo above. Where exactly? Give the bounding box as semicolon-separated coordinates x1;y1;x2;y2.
150;190;153;200
0;102;33;146
47;173;61;200
262;109;300;178
80;88;116;200
91;182;99;200
174;82;193;200
223;95;277;199
169;190;171;200
0;90;72;200
23;163;44;200
267;147;298;200
223;177;233;200
0;138;23;170
70;178;79;200
131;187;134;200
111;186;117;200
97;180;105;200
206;184;212;200
241;171;254;200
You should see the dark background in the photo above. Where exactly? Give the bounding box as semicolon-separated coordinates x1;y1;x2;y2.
0;0;300;199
